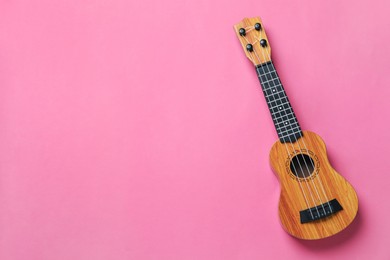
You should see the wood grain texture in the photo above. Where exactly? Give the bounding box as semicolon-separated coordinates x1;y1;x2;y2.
269;131;358;240
233;17;271;66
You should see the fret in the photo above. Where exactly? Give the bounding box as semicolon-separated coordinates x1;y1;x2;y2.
269;101;290;109
268;100;290;110
256;67;276;74
269;102;292;114
259;70;276;76
267;93;289;102
256;61;302;143
275;121;298;132
277;125;301;135
279;131;302;141
272;111;295;121
264;89;285;98
263;84;284;95
266;95;288;105
261;78;279;87
275;119;299;129
261;78;279;86
256;69;277;82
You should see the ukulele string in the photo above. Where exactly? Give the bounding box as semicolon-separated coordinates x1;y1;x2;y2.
256;39;324;209
262;48;332;213
259;34;332;213
254;46;320;218
258;47;325;214
295;127;333;213
242;36;314;217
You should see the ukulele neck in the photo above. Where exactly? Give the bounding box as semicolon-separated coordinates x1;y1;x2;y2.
255;61;302;143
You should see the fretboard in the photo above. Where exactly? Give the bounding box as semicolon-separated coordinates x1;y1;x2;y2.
255;61;302;143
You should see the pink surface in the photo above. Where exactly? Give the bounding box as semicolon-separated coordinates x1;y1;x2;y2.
1;0;389;259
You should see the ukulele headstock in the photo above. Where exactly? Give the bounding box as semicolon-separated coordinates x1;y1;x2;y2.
234;17;272;66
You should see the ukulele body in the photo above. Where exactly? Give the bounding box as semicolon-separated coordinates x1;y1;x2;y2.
269;131;358;240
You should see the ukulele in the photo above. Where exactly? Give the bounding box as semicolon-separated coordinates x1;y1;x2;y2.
234;17;358;240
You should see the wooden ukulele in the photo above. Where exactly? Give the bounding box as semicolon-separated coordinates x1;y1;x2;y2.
234;17;358;240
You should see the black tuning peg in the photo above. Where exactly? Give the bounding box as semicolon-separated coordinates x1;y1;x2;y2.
239;28;246;36
246;44;253;52
254;23;261;31
260;39;267;47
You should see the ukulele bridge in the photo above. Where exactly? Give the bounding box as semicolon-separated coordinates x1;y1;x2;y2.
300;199;343;224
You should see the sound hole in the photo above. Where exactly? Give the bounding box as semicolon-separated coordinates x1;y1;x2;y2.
290;154;315;179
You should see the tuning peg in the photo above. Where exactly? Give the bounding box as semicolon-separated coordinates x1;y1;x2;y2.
246;44;253;52
260;39;267;47
239;28;246;36
254;23;261;31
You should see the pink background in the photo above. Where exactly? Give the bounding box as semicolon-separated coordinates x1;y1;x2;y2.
1;0;390;259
